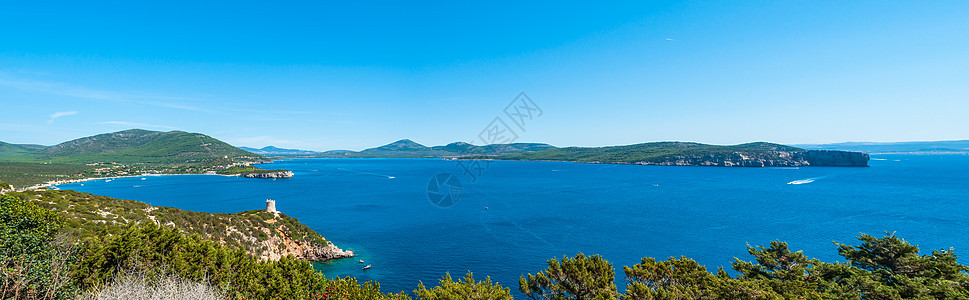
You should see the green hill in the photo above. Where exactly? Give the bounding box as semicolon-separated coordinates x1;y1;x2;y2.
0;141;47;162
0;129;270;188
36;129;260;164
0;129;260;164
496;141;869;167
0;141;45;154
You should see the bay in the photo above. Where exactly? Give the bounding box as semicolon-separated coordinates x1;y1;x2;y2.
58;155;969;295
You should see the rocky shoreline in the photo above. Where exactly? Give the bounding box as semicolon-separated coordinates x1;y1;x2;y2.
9;173;222;193
259;230;355;262
623;150;870;167
6;169;296;193
240;170;295;178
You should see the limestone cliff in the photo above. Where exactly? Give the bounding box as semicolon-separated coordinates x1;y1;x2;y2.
241;171;294;178
252;213;354;261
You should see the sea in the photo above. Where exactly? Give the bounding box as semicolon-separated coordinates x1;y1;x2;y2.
57;155;969;295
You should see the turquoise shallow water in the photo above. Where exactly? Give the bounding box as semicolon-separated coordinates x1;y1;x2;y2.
58;155;969;295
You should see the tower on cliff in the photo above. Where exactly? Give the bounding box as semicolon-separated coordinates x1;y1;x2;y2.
266;199;277;213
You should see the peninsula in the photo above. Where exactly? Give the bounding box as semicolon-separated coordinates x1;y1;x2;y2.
489;142;870;167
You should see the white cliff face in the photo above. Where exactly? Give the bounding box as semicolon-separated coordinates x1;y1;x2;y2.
241;171;294;178
620;150;869;167
256;221;354;262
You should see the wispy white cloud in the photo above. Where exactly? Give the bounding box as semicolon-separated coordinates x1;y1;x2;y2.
0;75;211;112
96;121;176;130
47;111;78;124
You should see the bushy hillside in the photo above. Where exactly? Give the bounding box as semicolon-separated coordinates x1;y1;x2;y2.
7;190;341;261
0;194;408;300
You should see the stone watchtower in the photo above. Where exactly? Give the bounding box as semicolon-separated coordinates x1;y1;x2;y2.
266;199;277;213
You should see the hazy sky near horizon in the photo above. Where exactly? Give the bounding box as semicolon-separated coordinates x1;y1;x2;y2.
2;1;967;151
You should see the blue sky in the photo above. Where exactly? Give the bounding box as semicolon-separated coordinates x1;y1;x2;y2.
2;1;967;151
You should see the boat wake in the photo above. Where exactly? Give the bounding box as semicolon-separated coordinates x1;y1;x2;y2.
788;176;824;185
337;168;396;179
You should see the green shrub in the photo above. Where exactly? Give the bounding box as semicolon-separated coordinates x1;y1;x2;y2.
0;195;80;299
415;272;512;300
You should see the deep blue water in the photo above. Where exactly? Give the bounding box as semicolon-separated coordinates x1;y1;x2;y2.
58;155;969;295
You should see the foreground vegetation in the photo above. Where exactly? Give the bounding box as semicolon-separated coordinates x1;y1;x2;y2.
2;192;967;299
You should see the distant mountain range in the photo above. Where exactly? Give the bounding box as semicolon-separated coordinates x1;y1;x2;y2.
243;140;869;167
244;139;557;158
795;140;969;154
0;129;261;165
239;146;319;155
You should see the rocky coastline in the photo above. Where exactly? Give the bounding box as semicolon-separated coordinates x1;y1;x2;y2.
260;231;355;262
240;170;295;178
5;168;296;193
625;150;869;167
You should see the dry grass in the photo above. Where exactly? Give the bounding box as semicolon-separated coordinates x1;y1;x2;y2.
80;270;225;300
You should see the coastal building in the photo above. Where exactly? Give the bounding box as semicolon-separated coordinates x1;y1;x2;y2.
266;199;277;213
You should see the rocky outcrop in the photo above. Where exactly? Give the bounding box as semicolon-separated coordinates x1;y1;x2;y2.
241;171;294;178
258;225;354;262
301;243;355;261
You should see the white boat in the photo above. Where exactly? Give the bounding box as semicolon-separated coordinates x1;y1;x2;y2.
359;259;365;263
362;264;372;270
